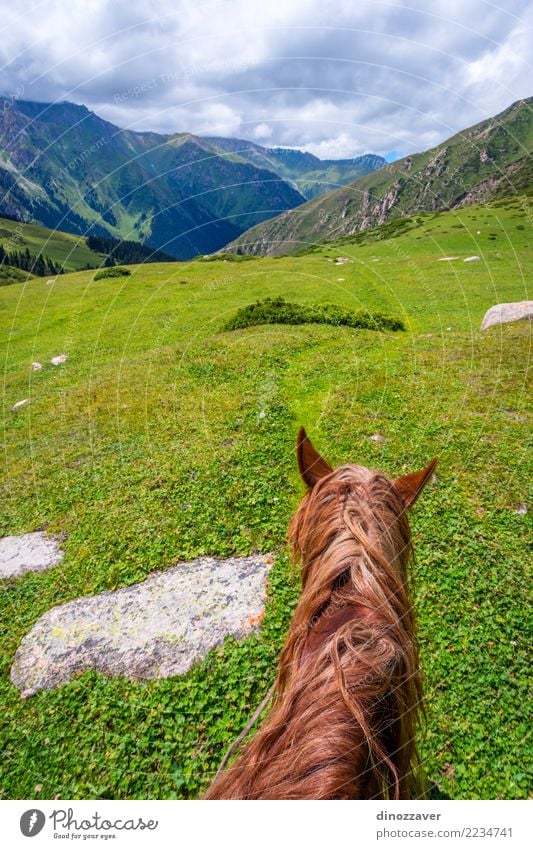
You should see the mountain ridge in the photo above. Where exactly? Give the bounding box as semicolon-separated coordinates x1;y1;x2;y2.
202;136;386;198
226;97;533;256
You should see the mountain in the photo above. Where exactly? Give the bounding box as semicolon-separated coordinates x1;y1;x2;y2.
202;137;385;198
227;97;533;256
0;99;306;259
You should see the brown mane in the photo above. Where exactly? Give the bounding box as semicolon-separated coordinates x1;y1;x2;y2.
205;430;436;799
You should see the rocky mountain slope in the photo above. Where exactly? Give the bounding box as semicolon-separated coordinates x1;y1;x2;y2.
227;97;533;256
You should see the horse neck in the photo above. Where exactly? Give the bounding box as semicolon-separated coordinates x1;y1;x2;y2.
206;544;421;800
281;511;416;682
205;483;422;800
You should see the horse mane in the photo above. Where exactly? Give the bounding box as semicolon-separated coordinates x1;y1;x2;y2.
205;462;424;799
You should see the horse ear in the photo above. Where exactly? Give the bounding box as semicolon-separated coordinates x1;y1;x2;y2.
393;458;438;509
296;427;333;488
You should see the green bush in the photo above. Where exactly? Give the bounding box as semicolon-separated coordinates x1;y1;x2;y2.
197;253;258;262
94;266;131;280
223;296;405;332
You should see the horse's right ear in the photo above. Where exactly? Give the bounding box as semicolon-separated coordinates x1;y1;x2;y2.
393;458;438;509
296;427;333;488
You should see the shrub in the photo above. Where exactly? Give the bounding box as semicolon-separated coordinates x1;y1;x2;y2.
223;297;405;332
197;253;258;262
94;266;131;280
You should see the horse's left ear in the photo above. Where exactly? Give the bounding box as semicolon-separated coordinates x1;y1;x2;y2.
393;458;438;509
296;427;333;488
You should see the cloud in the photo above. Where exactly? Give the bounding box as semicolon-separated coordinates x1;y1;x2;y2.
252;123;273;141
0;0;530;158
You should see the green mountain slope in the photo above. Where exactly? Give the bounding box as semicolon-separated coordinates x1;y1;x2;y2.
0;216;106;271
228;97;533;256
0;217;178;283
203;137;385;198
0;100;306;259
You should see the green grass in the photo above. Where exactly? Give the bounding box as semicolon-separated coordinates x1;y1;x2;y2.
0;197;531;800
0;217;106;272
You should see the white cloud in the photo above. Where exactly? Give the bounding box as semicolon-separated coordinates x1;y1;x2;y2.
252;122;273;140
464;8;532;94
301;132;381;160
0;0;530;158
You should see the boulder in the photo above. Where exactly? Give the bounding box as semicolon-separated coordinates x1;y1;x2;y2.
0;532;63;579
11;554;273;697
480;301;533;331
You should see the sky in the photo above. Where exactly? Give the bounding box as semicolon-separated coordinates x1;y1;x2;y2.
0;0;531;160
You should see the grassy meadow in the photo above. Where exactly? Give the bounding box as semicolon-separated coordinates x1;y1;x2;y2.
0;196;531;799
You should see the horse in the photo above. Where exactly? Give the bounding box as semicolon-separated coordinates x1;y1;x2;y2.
205;427;437;800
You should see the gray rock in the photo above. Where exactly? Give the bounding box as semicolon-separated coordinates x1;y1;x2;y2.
0;532;63;579
11;554;273;697
481;301;533;331
11;399;29;412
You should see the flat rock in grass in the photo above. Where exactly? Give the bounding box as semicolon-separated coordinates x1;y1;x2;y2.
480;301;533;331
0;532;63;580
11;554;273;697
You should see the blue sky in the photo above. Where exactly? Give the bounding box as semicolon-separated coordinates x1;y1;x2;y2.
0;0;531;159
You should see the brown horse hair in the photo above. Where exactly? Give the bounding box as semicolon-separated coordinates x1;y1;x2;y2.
205;429;437;799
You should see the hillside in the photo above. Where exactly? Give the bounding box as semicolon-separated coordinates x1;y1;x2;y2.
0;217;178;280
203;137;385;198
0;216;106;272
228;97;533;255
1;195;531;801
0;99;306;260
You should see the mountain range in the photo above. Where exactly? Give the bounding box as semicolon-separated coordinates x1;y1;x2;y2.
1;96;531;262
0;99;383;259
202;137;385;199
228;97;533;256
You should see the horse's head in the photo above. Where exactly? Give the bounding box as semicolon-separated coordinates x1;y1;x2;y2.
290;427;437;590
296;426;437;507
